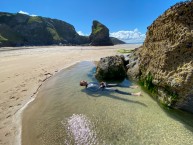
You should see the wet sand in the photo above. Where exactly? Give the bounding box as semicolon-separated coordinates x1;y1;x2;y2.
0;44;140;145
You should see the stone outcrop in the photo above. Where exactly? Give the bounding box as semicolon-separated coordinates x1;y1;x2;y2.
0;13;124;47
95;55;126;81
127;1;193;113
89;20;113;46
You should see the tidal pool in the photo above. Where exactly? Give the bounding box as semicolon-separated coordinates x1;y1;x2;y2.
22;61;193;145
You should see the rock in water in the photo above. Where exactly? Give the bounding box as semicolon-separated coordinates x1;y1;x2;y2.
95;55;126;80
128;1;193;113
89;20;113;46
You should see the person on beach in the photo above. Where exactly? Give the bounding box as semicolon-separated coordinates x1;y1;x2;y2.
79;80;141;96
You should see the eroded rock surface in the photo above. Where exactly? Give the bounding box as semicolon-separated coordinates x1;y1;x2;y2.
95;55;126;81
89;20;113;46
127;1;193;113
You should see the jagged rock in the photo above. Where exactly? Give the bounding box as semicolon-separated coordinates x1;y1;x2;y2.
128;1;193;113
89;20;113;46
95;55;126;80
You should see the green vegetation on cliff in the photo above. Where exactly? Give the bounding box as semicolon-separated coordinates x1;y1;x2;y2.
0;35;7;41
46;27;61;41
89;20;113;46
93;22;103;34
28;16;43;24
0;12;89;46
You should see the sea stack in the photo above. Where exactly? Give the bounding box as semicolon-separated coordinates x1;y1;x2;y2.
89;20;113;46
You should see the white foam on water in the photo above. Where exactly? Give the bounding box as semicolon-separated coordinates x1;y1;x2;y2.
61;114;99;145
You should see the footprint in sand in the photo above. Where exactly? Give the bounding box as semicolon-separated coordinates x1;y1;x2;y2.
5;132;11;137
20;84;26;87
6;115;11;118
9;96;15;99
21;89;27;92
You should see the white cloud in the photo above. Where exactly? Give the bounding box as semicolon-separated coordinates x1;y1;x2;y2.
77;31;89;36
77;31;85;36
110;29;146;43
30;14;37;17
18;10;29;15
18;10;37;17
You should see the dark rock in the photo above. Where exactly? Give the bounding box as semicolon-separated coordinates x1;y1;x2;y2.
126;49;141;80
0;12;125;47
89;20;113;46
95;55;126;81
0;12;89;47
120;55;129;66
110;37;126;45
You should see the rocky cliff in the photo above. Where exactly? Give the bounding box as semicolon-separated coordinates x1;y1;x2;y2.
0;13;123;47
89;20;113;46
0;12;91;46
127;1;193;113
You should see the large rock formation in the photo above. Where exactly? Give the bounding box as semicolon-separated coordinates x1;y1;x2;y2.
0;12;90;46
0;13;124;47
89;20;113;46
127;1;193;113
95;55;126;81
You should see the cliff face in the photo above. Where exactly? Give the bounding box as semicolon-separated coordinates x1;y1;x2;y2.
0;12;89;46
0;13;123;47
89;20;113;46
136;1;193;112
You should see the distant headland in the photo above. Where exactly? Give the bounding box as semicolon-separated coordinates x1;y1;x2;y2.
0;12;125;47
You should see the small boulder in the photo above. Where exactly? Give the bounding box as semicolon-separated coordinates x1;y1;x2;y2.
95;55;126;80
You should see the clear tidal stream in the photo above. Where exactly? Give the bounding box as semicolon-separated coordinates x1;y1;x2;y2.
22;61;193;145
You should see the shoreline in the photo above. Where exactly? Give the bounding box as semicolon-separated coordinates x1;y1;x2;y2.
16;61;81;145
0;44;141;145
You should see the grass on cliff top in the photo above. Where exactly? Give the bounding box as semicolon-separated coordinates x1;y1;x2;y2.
117;49;134;54
28;16;43;24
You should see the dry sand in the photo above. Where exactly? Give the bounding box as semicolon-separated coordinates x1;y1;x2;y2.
0;44;141;145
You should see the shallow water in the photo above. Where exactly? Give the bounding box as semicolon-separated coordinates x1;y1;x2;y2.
22;61;193;145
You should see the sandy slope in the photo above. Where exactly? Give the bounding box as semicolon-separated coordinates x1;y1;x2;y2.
0;44;140;145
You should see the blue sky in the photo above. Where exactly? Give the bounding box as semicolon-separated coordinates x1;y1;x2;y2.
0;0;185;43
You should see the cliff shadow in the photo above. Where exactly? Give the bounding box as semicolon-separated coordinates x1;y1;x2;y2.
160;104;193;134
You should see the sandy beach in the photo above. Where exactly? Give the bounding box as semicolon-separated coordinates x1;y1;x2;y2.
0;44;140;145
